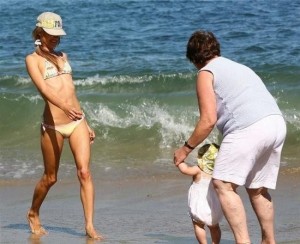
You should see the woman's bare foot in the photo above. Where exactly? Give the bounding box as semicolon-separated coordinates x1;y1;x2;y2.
86;226;104;240
27;210;48;235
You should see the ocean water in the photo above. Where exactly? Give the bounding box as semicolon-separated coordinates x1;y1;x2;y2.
0;0;300;180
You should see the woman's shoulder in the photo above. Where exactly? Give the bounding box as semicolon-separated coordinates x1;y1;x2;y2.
25;52;46;66
25;52;38;64
25;52;41;61
25;52;36;59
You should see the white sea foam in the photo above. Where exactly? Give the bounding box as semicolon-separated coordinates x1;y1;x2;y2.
16;76;32;85
284;109;300;130
74;74;151;86
73;73;192;86
82;100;219;148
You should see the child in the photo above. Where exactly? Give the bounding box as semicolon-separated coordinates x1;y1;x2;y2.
176;143;223;244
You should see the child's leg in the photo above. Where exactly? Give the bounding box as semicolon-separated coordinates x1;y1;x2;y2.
192;220;207;244
207;224;221;244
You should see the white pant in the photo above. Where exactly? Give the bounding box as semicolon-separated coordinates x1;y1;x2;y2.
213;115;286;189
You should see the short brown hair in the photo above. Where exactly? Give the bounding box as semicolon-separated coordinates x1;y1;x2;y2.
186;30;221;68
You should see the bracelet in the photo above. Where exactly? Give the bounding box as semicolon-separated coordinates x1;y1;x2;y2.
184;141;195;150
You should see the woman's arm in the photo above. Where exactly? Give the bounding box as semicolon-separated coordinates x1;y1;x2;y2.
174;71;217;166
187;70;217;146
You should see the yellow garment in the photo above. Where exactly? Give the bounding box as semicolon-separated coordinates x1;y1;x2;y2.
42;115;85;138
197;144;219;175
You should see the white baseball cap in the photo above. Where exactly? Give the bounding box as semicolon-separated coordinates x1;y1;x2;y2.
36;12;66;36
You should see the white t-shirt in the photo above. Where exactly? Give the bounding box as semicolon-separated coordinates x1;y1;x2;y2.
200;57;282;136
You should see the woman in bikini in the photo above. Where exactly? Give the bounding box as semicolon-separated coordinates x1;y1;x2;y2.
25;12;103;240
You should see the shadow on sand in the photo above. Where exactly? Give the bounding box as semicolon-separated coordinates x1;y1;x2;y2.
2;223;83;237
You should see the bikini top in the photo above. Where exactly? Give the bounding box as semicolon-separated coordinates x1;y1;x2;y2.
44;58;72;80
197;144;219;175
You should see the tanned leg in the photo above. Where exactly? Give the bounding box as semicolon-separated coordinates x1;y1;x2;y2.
27;128;64;235
208;224;221;244
69;121;103;240
247;187;275;244
213;179;251;244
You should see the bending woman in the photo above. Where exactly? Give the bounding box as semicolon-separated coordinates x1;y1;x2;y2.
25;12;102;240
174;30;286;243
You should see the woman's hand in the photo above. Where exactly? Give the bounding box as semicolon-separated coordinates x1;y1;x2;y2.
86;123;96;144
63;104;83;121
173;146;192;166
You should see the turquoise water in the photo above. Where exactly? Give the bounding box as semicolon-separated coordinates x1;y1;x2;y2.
0;0;299;179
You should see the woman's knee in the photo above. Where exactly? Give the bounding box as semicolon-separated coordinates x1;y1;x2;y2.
42;173;57;187
77;168;91;182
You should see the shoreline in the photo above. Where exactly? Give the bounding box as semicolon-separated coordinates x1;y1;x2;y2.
1;171;300;243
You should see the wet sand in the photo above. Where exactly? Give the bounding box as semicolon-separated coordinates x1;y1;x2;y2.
0;170;300;244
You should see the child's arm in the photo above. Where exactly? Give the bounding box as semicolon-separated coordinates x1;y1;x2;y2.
177;162;201;177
